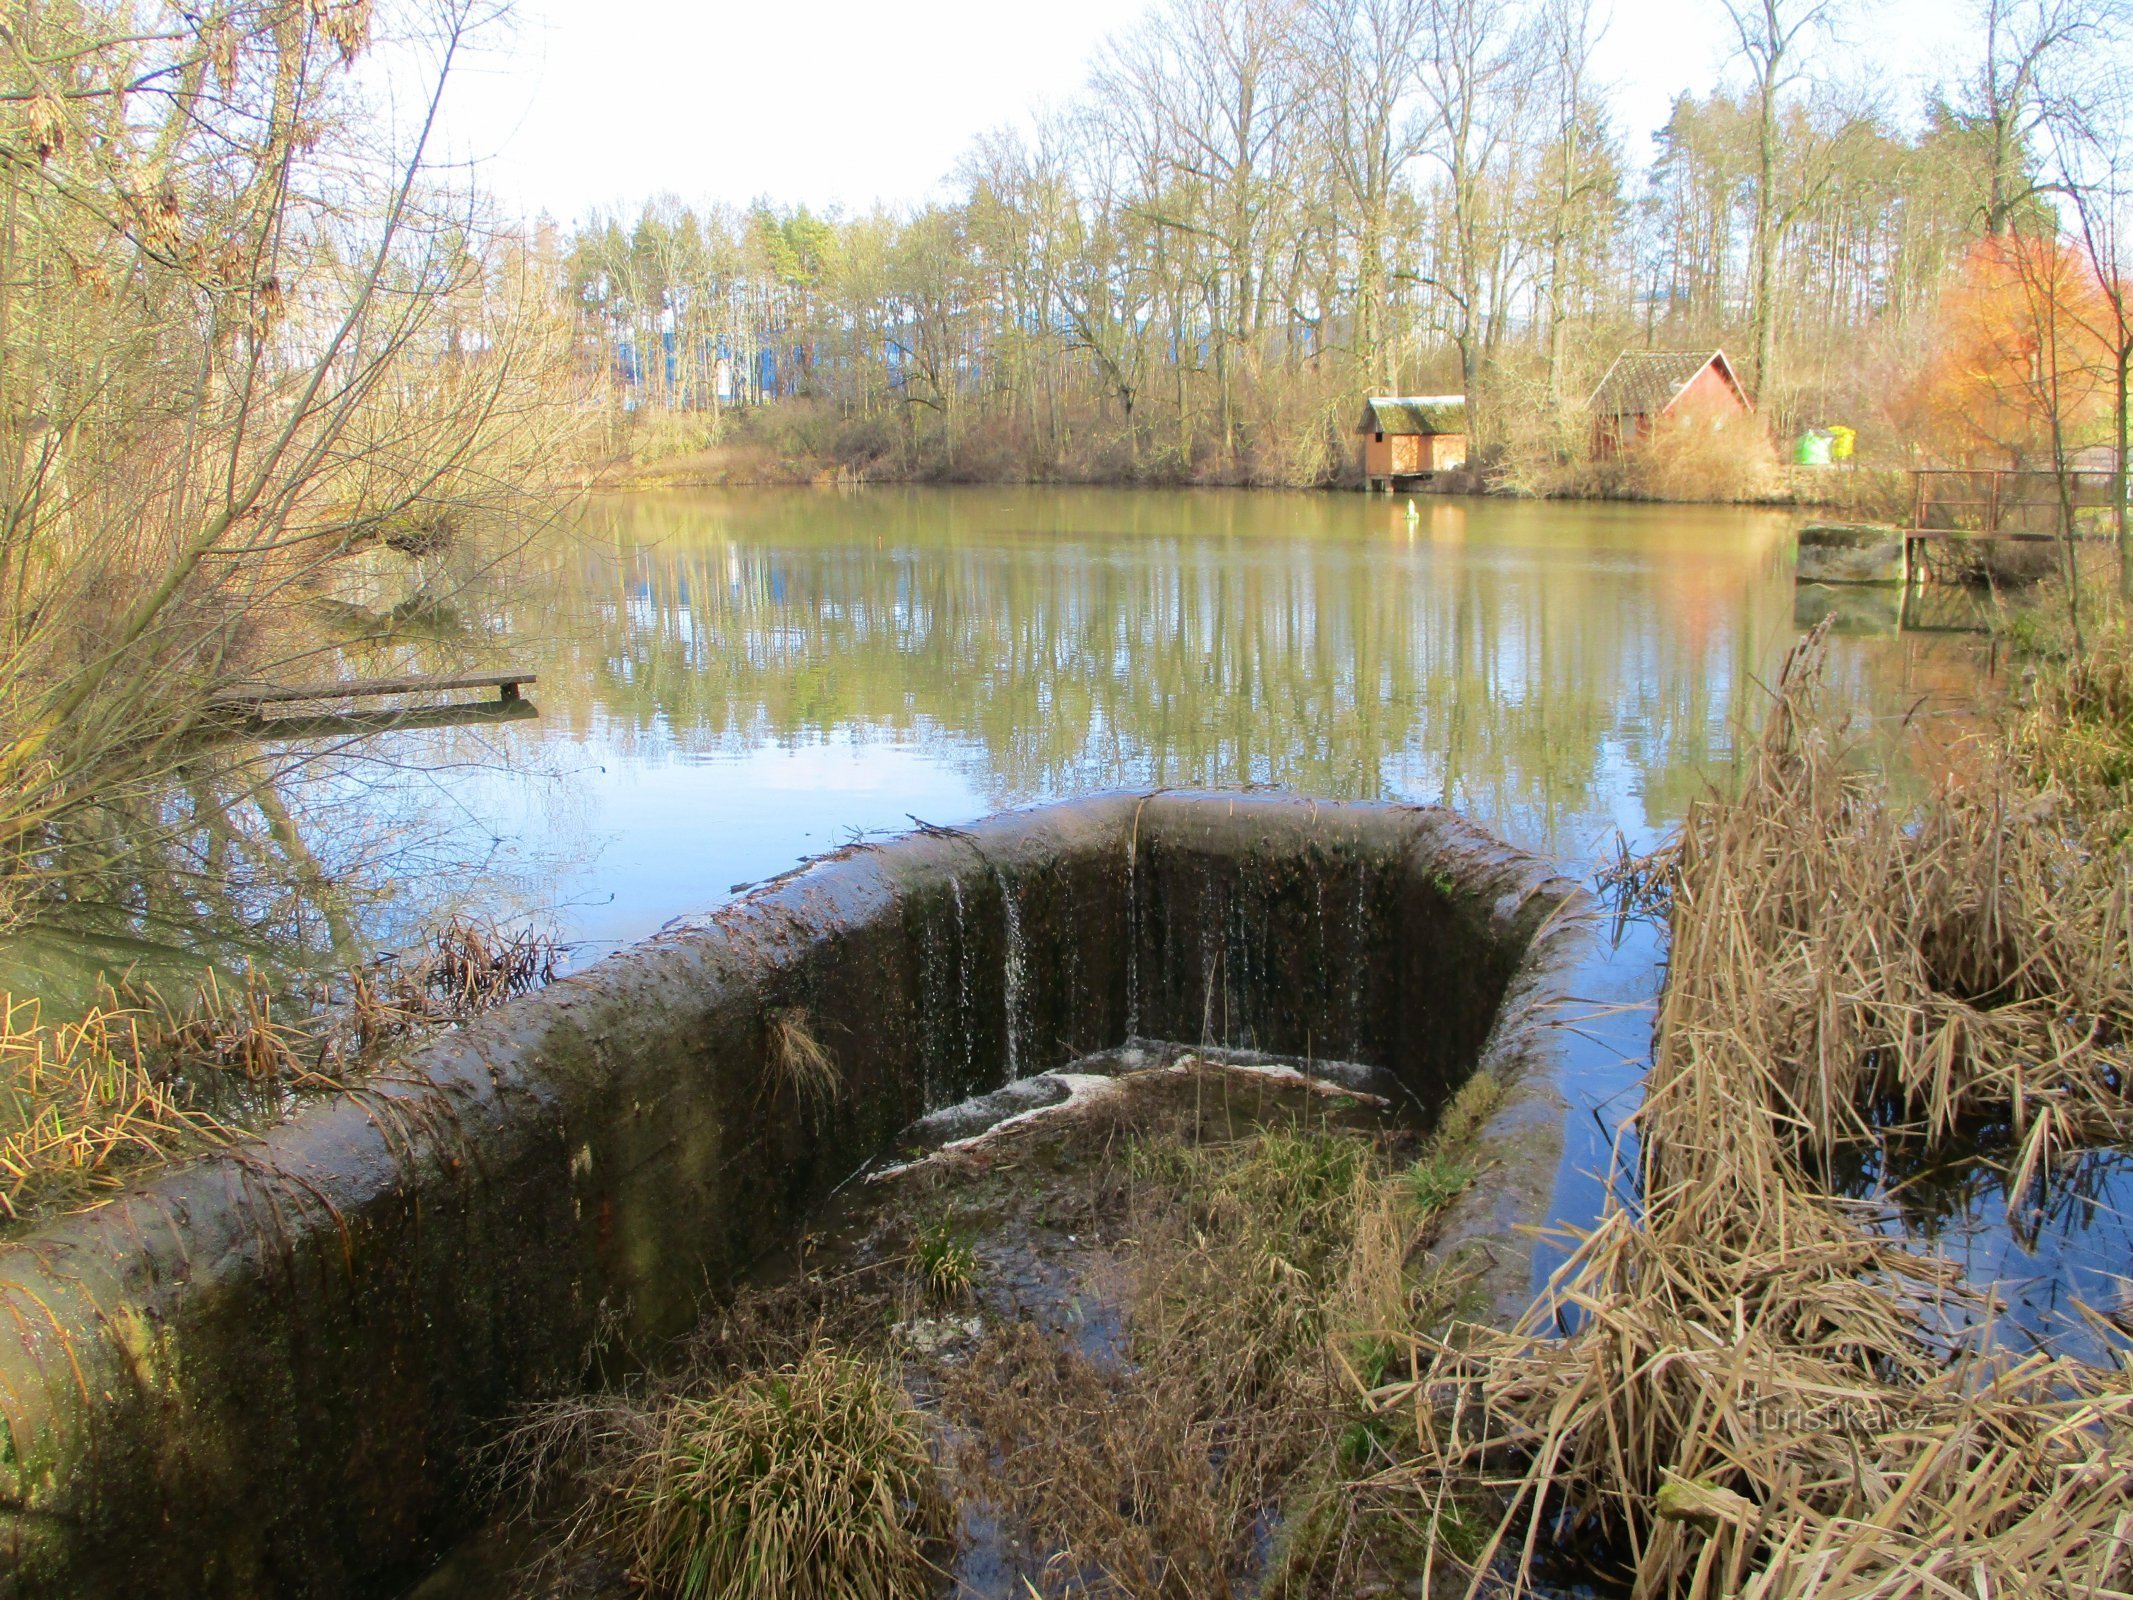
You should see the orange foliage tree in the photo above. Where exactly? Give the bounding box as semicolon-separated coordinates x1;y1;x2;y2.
1906;234;2114;468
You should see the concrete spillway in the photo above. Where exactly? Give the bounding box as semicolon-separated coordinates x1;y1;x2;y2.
0;792;1589;1599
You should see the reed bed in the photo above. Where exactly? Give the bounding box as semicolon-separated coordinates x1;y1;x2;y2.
1365;625;2133;1599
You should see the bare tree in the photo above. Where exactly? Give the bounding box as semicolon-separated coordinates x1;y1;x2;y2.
1410;0;1534;435
1970;0;2128;233
1300;0;1428;389
1718;0;1836;396
2050;56;2133;593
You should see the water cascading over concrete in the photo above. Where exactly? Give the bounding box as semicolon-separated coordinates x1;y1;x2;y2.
0;792;1588;1600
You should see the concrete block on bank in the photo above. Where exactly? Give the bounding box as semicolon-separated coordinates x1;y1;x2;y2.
1796;523;1907;585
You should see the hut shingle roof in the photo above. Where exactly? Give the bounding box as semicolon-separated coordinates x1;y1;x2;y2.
1358;395;1467;435
1589;351;1747;419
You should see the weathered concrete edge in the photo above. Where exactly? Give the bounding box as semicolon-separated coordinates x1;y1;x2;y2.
1371;798;1592;1328
0;790;1591;1597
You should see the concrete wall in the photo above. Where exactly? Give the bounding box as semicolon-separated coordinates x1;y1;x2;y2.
1797;523;1909;586
0;793;1587;1600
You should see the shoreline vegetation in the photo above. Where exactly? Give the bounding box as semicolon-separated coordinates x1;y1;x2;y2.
579;421;1915;514
0;916;557;1230
469;608;2133;1598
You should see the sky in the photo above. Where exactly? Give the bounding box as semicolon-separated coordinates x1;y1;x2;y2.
416;0;1981;226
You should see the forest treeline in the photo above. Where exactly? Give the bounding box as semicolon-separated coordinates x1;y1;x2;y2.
559;0;2133;492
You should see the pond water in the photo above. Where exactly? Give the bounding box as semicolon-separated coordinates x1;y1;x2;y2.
27;485;2123;1344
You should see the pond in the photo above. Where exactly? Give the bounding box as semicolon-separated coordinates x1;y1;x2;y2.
391;489;1984;1247
23;485;2056;1304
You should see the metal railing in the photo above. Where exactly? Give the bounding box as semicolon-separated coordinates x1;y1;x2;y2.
1910;468;2121;537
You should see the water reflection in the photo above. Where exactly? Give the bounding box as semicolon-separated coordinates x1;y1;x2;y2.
474;489;1982;903
10;487;2050;1300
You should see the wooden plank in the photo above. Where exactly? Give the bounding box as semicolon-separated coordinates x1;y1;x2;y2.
194;697;539;748
210;670;536;709
1901;530;2081;543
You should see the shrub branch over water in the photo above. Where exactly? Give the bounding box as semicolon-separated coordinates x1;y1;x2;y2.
0;0;580;934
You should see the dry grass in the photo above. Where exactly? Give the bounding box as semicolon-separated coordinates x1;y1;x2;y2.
2017;614;2133;829
1623;412;1782;503
0;916;562;1226
942;1103;1483;1598
499;1061;1496;1599
0;997;231;1221
767;1008;841;1119
499;1345;949;1600
1358;624;2133;1599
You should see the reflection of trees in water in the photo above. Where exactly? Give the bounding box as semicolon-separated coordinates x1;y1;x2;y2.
501;492;1832;846
18;490;1985;1002
4;543;565;1009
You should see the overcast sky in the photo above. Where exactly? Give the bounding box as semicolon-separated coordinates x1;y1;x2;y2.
416;0;1983;225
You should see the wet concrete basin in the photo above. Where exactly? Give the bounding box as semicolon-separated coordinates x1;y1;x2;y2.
0;792;1587;1599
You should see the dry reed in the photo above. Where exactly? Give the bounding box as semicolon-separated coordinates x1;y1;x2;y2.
1363;624;2133;1599
0;916;562;1225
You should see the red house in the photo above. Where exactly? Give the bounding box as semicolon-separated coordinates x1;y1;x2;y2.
1589;350;1753;458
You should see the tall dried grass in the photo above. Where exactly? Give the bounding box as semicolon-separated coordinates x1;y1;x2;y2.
1364;624;2133;1599
0;998;230;1221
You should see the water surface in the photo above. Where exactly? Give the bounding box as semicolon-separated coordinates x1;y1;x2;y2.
42;486;2116;1335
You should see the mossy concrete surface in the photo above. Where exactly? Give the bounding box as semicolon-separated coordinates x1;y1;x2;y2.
0;792;1588;1599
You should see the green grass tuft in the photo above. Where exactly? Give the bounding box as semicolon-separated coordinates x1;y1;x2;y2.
621;1346;947;1600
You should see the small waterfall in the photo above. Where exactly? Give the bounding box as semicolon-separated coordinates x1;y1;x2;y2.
1348;859;1369;1057
1124;823;1140;1038
995;867;1027;1079
951;876;975;1084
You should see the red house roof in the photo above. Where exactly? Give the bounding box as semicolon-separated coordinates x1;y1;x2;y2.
1589;350;1751;419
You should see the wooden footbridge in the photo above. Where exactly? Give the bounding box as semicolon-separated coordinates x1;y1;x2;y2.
1799;468;2118;592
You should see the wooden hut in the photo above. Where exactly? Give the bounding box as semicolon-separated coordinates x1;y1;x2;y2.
1358;396;1468;491
1588;350;1752;458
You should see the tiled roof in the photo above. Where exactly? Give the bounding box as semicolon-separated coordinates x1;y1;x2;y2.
1358;395;1467;435
1589;350;1747;418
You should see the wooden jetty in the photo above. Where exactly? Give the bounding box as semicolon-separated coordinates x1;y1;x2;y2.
1798;468;2112;592
210;669;536;713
